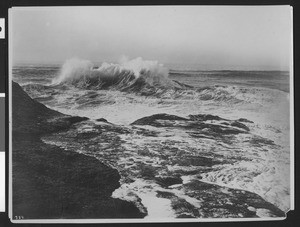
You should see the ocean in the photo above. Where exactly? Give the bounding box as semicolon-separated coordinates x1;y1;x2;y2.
12;58;291;218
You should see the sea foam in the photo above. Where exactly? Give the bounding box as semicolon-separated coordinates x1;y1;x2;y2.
52;57;170;89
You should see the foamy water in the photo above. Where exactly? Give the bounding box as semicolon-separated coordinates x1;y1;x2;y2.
13;59;291;217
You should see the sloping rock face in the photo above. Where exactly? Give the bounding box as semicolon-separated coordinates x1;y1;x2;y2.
12;81;88;135
12;81;145;219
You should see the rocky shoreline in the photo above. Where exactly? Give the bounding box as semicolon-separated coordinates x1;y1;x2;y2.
12;81;286;219
12;81;146;219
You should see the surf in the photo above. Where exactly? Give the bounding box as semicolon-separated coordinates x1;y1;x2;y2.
52;57;174;91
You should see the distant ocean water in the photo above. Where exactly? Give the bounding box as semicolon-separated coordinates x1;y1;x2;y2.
12;59;291;217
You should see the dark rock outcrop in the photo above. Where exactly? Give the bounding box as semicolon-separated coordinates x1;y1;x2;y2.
189;114;224;121
12;81;88;135
131;113;188;126
96;118;109;123
157;180;285;218
238;118;254;123
131;113;251;141
155;176;183;188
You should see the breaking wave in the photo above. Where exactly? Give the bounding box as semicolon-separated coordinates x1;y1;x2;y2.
48;57;285;105
52;57;173;91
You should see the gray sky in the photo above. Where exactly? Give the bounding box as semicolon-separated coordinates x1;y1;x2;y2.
10;6;292;70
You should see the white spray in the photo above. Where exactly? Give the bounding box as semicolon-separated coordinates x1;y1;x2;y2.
52;57;170;87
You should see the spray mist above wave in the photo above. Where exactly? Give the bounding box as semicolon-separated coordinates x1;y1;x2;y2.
52;57;173;91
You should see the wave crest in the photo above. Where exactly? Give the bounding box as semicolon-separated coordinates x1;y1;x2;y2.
52;57;171;90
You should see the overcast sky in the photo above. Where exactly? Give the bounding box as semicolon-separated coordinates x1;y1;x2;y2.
10;6;292;70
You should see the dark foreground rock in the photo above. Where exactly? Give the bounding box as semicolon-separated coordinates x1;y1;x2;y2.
13;136;144;219
12;81;145;219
